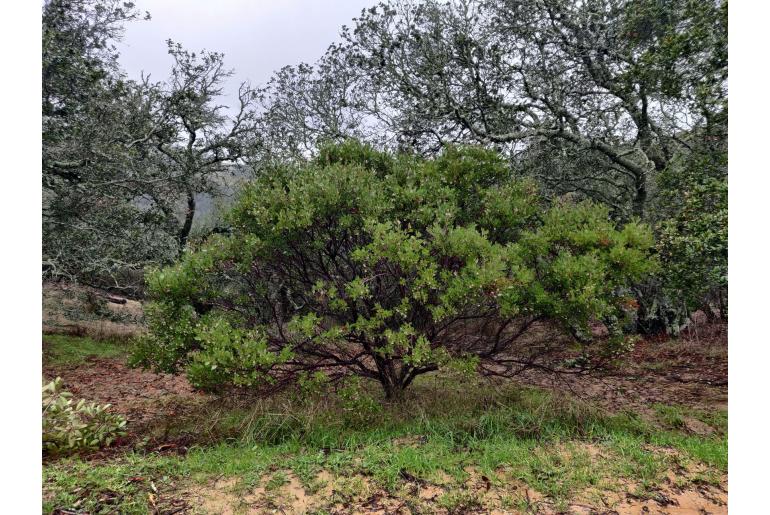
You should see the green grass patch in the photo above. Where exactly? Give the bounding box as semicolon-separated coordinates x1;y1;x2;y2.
43;335;132;367
43;375;727;513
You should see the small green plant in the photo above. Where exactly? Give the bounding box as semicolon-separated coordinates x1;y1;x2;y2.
654;404;686;429
265;470;289;491
42;378;126;455
337;376;383;423
437;489;483;512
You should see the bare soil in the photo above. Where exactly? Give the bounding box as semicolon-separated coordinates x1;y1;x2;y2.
45;357;202;427
514;321;727;415
184;465;727;514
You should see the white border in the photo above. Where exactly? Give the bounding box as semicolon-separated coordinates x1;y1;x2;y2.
728;0;769;512
0;0;43;508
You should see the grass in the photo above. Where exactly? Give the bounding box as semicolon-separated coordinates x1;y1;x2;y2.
42;334;132;367
43;368;727;514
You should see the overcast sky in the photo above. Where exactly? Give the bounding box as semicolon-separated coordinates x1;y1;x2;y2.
117;0;378;110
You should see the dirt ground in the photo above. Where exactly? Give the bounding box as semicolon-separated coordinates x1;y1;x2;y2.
184;467;727;515
44;357;204;432
43;316;727;514
515;321;728;416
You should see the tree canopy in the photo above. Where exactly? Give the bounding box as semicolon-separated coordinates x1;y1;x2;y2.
134;143;655;398
42;0;727;327
42;0;256;292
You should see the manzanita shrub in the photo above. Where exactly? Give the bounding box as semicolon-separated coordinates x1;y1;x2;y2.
133;142;656;399
42;378;126;455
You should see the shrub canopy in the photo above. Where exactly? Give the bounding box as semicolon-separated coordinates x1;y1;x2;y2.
135;142;656;398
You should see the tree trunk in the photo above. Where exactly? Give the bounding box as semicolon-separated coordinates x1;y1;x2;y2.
632;174;647;220
378;362;407;401
381;379;406;401
177;190;196;252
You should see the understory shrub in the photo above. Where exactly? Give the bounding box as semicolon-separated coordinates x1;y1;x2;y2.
636;139;727;334
133;142;656;399
42;377;126;455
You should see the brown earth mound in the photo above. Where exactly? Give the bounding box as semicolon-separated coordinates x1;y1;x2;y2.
45;357;199;426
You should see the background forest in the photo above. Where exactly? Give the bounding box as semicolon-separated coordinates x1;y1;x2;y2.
43;0;726;333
